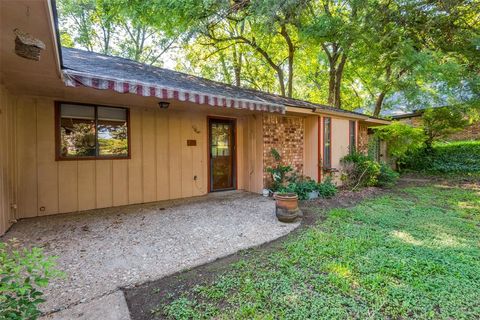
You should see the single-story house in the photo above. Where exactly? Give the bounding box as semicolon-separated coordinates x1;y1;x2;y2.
0;0;389;236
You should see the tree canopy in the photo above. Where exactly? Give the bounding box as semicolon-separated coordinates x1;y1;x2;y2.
57;0;480;115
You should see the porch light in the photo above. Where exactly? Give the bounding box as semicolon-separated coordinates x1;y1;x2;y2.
158;101;170;109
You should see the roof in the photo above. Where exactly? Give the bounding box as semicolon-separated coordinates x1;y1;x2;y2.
61;47;381;120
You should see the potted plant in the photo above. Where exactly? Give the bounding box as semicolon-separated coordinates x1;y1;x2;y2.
273;188;300;223
265;148;300;222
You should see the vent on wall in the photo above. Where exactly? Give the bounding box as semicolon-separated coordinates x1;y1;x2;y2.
14;28;45;61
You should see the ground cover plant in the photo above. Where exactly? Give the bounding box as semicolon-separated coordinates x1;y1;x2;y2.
0;240;62;320
405;140;480;174
157;184;480;319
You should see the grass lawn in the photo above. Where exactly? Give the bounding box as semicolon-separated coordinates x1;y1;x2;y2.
159;185;480;319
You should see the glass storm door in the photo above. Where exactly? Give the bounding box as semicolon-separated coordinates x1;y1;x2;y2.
209;118;236;191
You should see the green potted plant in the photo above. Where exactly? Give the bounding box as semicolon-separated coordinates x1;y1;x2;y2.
266;148;300;222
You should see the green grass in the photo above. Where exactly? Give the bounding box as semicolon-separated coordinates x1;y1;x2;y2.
160;185;480;319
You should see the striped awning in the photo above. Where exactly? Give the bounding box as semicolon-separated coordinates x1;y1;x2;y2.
62;69;285;114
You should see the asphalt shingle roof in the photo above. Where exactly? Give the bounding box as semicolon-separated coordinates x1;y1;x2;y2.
62;47;373;118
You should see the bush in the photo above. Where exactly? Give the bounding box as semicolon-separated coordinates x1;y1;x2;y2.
316;177;337;198
377;163;399;188
404;140;480;173
0;240;62;320
277;176;338;200
373;122;426;168
340;153;381;189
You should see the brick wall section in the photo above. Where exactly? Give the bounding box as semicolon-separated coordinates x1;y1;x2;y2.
263;114;304;187
357;123;369;154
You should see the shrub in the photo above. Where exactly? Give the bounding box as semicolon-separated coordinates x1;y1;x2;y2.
340;153;381;189
316;177;337;198
0;240;62;320
277;176;338;200
377;163;400;188
404;140;480;173
373;122;426;169
278;176;317;200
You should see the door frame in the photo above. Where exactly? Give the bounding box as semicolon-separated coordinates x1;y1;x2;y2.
207;116;237;192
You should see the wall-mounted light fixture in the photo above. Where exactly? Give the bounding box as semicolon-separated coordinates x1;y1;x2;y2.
158;101;170;109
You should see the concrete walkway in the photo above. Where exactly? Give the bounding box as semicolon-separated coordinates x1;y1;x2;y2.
3;191;299;318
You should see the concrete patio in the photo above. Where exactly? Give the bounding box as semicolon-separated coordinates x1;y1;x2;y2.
2;191;299;318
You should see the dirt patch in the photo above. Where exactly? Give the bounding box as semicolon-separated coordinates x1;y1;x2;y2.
123;187;385;320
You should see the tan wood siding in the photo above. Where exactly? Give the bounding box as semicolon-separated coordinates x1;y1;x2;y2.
0;85;17;235
304;116;319;181
10;97;263;220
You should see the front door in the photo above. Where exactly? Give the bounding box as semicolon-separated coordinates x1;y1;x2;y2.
208;118;236;192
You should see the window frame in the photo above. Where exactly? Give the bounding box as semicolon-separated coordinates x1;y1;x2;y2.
349;120;356;154
323;116;332;169
55;101;131;161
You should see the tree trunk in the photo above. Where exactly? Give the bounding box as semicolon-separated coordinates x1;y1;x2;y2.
373;91;387;117
276;68;286;97
327;62;336;105
333;54;347;108
232;46;242;86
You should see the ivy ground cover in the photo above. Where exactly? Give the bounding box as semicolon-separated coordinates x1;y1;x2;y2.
157;185;480;319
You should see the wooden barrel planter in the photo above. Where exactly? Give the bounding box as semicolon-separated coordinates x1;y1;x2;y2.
274;192;301;223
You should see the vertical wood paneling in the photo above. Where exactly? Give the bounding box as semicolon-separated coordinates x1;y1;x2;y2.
191;114;205;196
96;160;113;208
7;96;281;225
236;117;244;190
180;116;193;197
254;114;264;193
304;116;319;181
112;160;128;206
36;99;59;215
77;161;96;211
128;107;143;204
242;117;250;192
58;161;78;213
0;85;16;234
16;97;38;218
168;114;182;199
156;112;170;200
142;108;156;202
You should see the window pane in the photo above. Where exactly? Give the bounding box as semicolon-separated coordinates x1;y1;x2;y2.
97;107;128;156
349;120;356;154
60;105;96;157
323;117;331;168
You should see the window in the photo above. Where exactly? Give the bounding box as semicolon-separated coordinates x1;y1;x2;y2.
349;120;356;154
56;102;129;160
323;117;331;168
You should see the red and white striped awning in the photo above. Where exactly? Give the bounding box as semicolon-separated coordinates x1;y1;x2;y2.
62;69;285;114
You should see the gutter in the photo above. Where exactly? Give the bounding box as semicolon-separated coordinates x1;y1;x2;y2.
46;0;63;79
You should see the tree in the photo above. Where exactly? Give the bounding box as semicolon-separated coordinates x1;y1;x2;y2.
373;121;426;168
57;0;175;65
422;107;475;149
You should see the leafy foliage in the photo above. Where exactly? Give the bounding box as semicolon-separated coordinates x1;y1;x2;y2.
340;152;381;189
422;107;474;149
373;122;426;166
266;148;293;192
0;240;62;320
278;176;337;200
57;0;480;113
159;185;480;319
377;163;400;188
404;140;480;173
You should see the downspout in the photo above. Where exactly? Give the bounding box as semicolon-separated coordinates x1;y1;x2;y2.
46;0;64;79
